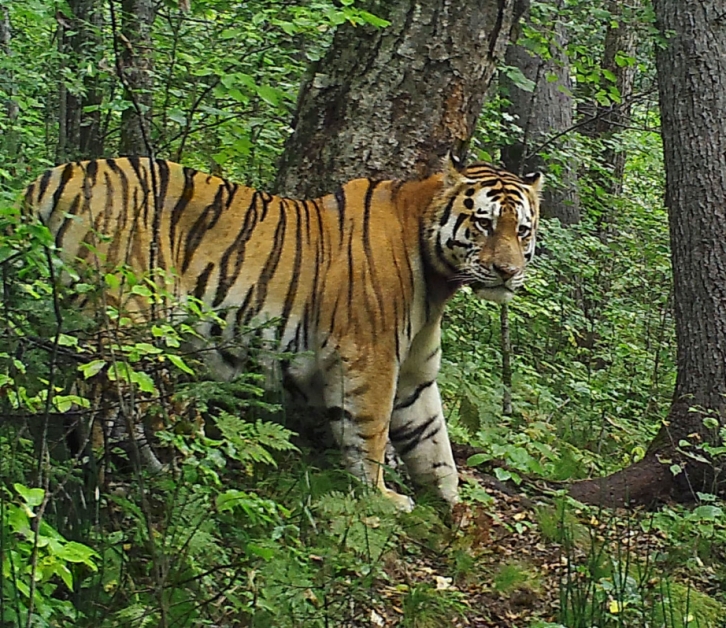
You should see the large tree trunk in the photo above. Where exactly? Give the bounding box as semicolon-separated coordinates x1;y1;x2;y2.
274;0;524;198
500;6;580;225
118;0;155;156
570;0;726;508
57;0;104;162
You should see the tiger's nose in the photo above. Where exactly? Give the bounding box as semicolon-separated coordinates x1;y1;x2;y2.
493;264;518;281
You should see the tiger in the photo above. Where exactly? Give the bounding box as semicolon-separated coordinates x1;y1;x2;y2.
23;154;543;511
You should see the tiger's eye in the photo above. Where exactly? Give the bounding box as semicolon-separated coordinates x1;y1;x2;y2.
517;225;531;238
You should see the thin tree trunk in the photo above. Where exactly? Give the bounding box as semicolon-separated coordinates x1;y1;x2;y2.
57;0;104;161
578;0;641;228
501;305;513;415
118;0;155;156
275;0;523;198
500;6;580;225
0;6;19;159
56;15;68;163
570;0;726;507
597;0;640;196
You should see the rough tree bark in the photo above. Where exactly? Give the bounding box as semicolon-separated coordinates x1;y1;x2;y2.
274;0;525;198
500;5;580;225
570;0;726;508
117;0;155;156
56;0;104;162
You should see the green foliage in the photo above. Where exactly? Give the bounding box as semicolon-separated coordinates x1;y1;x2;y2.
493;561;538;594
536;499;588;546
551;500;726;628
1;483;98;627
0;0;391;186
644;499;726;582
561;558;725;628
400;582;467;628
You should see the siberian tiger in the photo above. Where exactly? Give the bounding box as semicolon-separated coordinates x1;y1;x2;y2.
23;155;543;510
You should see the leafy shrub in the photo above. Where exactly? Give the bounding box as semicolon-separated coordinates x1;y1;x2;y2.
1;483;98;627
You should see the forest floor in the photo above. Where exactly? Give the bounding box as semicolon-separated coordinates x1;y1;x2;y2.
362;444;723;628
369;446;565;627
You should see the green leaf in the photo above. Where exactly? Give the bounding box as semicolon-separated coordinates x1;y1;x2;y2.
14;483;45;507
79;359;106;379
105;273;121;290
234;73;256;89
246;543;275;560
602;69;617;83
358;10;390;28
693;505;723;521
466;453;490;467
131;284;152;297
56;563;74;589
502;65;536;92
53;394;90;412
595;90;611;106
57;541;99;569
614;51;635;67
134;342;162;355
227;88;248;103
131;370;157;394
107;363;125;381
167;354;195;375
494;467;512;482
256;85;281;106
57;333;78;347
8;502;31;532
168;110;186;125
703;417;719;430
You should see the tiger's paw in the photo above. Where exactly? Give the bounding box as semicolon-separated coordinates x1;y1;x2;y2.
438;483;460;508
429;472;459;508
382;488;415;512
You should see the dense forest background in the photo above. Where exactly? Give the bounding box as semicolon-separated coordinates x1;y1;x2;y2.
2;0;726;626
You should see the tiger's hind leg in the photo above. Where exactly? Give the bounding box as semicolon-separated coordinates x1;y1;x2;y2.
322;352;414;512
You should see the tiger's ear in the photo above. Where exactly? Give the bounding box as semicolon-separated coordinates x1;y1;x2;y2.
522;171;544;194
444;151;465;187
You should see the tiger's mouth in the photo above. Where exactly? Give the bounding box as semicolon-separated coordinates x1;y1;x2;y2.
470;281;516;304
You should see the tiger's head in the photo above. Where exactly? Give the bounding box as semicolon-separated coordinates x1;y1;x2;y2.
426;154;544;304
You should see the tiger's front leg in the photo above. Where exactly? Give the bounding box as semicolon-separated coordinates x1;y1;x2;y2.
390;380;458;504
322;352;415;512
390;337;459;505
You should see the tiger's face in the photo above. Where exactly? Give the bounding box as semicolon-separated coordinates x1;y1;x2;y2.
432;157;543;304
